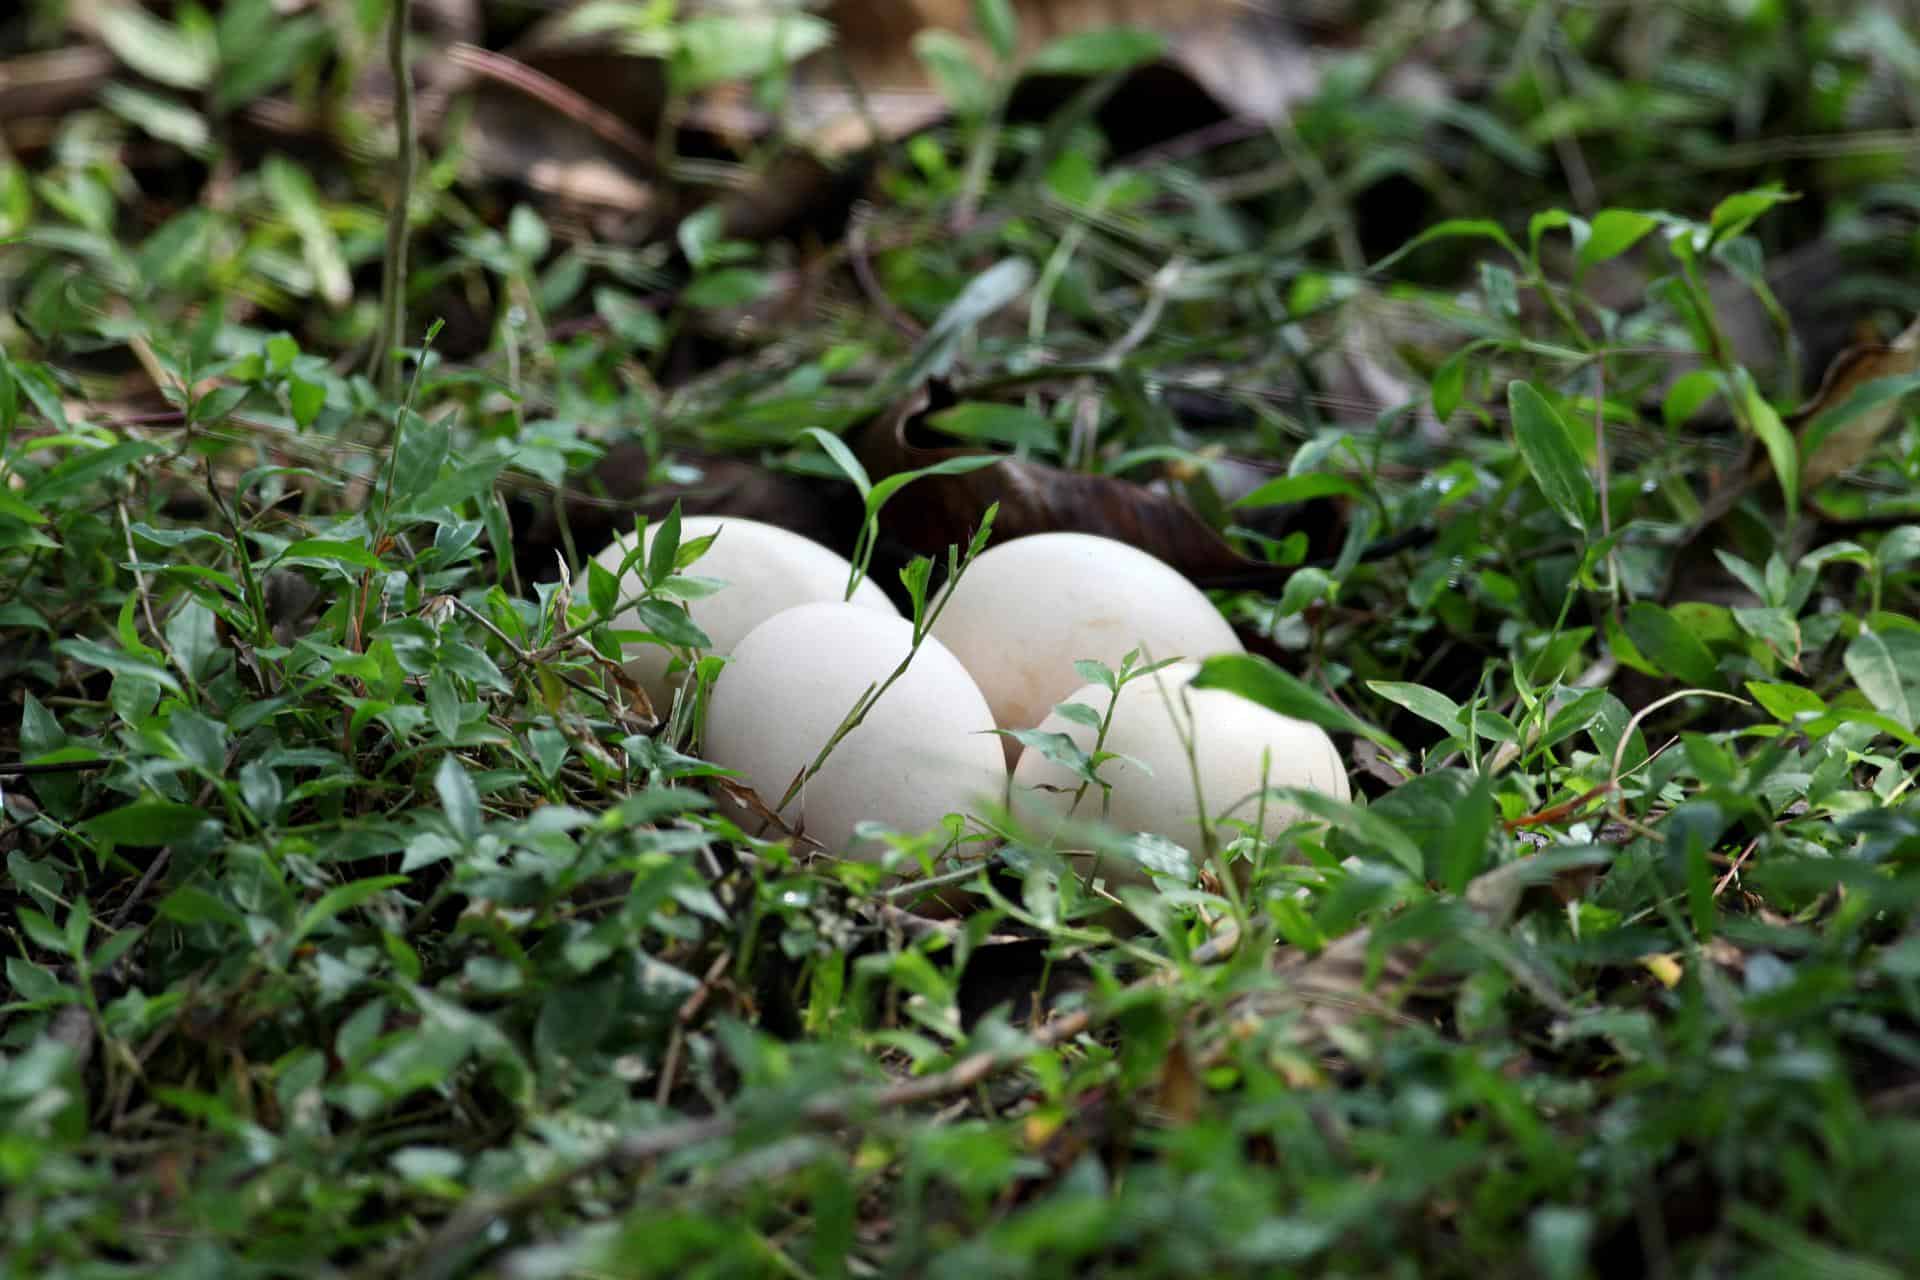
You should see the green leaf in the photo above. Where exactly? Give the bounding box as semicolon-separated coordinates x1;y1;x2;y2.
1190;653;1401;753
1230;472;1363;509
1745;680;1825;722
1373;219;1523;274
287;874;410;951
594;287;665;351
669;12;833;93
1707;184;1795;246
646;503;684;588
865;453;1004;519
1732;368;1797;512
0;487;46;525
287;376;325;428
277;539;383;571
915;30;995;117
80;801;212;848
1367;681;1465;736
1846;629;1913;730
973;0;1019;62
902;258;1035;386
387;412;451;503
1430;348;1469;422
1000;729;1100;787
1027;27;1164;75
52;638;183;696
928;402;1057;450
684;268;771;310
636;599;712;650
1267;787;1424;877
157;885;244;927
1508;381;1594;535
801;427;871;499
426;669;462;741
1577;209;1659;269
1624;602;1720;687
92;0;217;89
1662;368;1722;428
261;154;350;308
435;755;481;845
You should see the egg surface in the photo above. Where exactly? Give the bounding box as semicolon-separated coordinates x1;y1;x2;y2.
1009;660;1348;882
592;515;896;710
928;533;1243;757
703;602;1007;858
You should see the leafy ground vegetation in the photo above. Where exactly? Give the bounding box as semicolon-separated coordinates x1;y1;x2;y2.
6;0;1920;1275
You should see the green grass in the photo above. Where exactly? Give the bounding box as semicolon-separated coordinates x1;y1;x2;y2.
5;1;1920;1276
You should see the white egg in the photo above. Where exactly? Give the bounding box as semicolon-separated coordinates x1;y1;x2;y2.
591;515;897;711
928;533;1244;760
1009;660;1348;885
703;602;1008;858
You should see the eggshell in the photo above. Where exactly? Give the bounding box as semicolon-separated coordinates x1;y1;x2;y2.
703;602;1008;858
1009;660;1348;884
928;533;1243;759
591;515;896;710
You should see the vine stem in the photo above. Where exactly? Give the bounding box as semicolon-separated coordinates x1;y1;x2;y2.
371;0;416;400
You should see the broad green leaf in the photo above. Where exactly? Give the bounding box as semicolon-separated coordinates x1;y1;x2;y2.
1367;681;1465;735
1625;602;1720;687
1707;184;1795;245
1231;472;1363;509
915;30;995;117
52;638;183;696
277;539;383;571
1663;368;1721;429
434;755;482;845
0;487;46;525
261;154;350;308
1028;27;1163;75
81;801;212;848
973;0;1019;62
287;874;410;951
1846;629;1913;729
1745;681;1825;722
647;502;684;588
1578;209;1659;269
670;12;833;92
1508;381;1594;534
92;0;216;89
1430;347;1469;422
928;402;1057;450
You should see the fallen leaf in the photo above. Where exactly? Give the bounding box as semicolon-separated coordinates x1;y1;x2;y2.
1791;314;1920;492
856;383;1317;589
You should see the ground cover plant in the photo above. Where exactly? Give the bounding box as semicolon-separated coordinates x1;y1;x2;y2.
6;0;1920;1275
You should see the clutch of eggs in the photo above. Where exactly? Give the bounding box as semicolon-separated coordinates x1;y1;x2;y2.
589;519;1347;875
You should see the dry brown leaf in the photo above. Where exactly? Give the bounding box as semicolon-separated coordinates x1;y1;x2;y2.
516;444;858;577
1792;314;1920;492
856;384;1310;589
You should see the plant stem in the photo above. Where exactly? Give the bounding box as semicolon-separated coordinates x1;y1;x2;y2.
372;0;416;401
